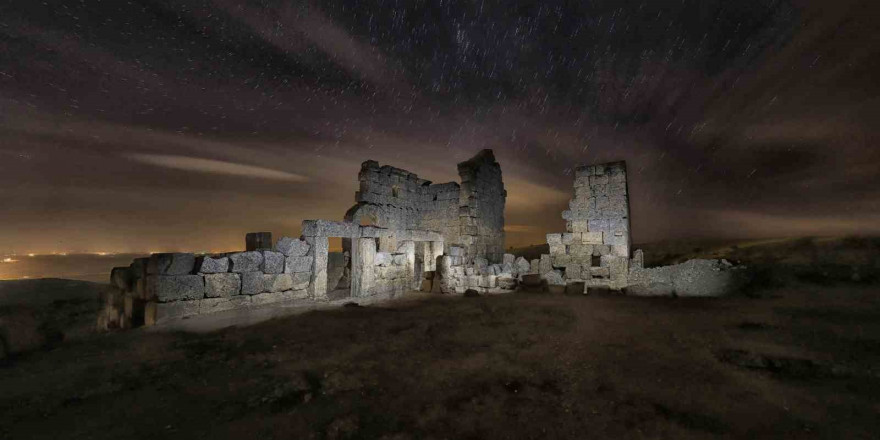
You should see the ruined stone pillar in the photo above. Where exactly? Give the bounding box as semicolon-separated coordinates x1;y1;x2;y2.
305;235;329;301
352;237;377;298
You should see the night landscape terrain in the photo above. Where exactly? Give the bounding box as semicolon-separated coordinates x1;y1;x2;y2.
1;0;879;438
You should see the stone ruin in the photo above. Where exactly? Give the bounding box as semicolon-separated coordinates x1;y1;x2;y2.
98;151;741;329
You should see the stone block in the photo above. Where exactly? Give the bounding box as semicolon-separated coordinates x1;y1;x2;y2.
228;251;263;273
590;267;610;278
375;252;392;266
275;237;310;257
582;232;603;245
263;274;294;292
594;245;611;256
261;251;285;274
129;258;149;280
530;259;541;274
199;296;251;315
543;270;565;286
604;231;629;246
448;246;465;257
301;220;358;238
467;275;482;288
549;244;566;255
570;220;590;233
146;275;205;302
631;249;644;270
284;255;314;273
540;254;552;274
392;253;407;266
197;256;229;274
246;232;273;251
306;235;329;301
241;272;265;295
147;253;196;275
515;257;531;274
565;264;582;280
611;245;629;257
546;233;562;245
204;273;241;298
290;272;310;290
502;253;516;265
251;290;302;306
111;267;133;291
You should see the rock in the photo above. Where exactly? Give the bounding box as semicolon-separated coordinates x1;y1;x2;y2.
263;274;294;293
284;256;314;274
146;275;205;302
147;253;196;275
543;270;565;286
515;257;531;274
240;272;265;295
228;251;263;273
197;256;229;274
204;273;240;298
503;253;516;265
110;267;133;291
374;252;392;267
261;251;285;274
275;237;310;257
392;253;407;266
291;272;310;290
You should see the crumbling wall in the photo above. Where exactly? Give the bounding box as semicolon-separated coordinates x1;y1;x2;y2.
540;161;632;290
456;150;506;263
346;149;505;263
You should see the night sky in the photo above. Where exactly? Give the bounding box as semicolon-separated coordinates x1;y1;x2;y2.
1;0;877;254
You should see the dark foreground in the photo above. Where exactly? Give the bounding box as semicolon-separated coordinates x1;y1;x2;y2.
2;279;879;439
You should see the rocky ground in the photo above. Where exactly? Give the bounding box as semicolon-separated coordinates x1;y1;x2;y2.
1;237;879;439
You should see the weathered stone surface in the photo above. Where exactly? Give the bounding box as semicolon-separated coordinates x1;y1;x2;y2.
625;282;675;297
146;275;204;302
240;272;265;295
546;234;562;245
275;237;310;257
291;272;310;290
392;253;407;266
301;220;358;238
263;274;294;292
197;256;229;274
448;246;465;257
111;267;133;291
204;273;240;298
306;235;329;301
521;274;543;287
147;253;196;275
228;251;263;273
261;251;285;274
250;289;305;306
284;256;314;273
543;270;565;286
515;257;531;274
199;296;251;315
375;252;392;266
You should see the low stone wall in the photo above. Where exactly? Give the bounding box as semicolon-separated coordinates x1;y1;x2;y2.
626;258;743;297
435;247;523;294
105;238;315;327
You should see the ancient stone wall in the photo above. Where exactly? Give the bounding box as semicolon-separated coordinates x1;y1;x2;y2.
346;149;505;263
456;150;507;263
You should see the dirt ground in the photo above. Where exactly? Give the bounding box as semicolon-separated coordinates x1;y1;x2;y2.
2;277;879;439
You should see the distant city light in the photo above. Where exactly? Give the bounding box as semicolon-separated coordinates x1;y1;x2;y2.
1;257;17;263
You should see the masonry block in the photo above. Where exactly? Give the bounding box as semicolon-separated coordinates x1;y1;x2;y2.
204;273;240;298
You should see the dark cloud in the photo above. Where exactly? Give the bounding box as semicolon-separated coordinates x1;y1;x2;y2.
0;0;877;253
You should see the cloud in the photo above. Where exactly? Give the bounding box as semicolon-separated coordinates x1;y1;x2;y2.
125;154;309;182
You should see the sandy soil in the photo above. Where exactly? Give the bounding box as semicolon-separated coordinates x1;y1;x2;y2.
2;278;879;439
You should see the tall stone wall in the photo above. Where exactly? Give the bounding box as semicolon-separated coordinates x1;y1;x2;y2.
456;150;507;263
346;149;505;263
540;161;632;290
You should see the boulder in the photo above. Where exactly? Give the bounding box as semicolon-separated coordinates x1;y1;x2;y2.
263;274;295;293
515;257;531;275
284;256;314;274
204;273;240;298
147;253;196;276
261;251;285;274
240;272;265;295
275;237;310;257
146;275;205;302
197;256;229;274
228;251;263;273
